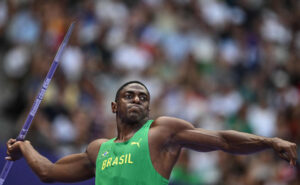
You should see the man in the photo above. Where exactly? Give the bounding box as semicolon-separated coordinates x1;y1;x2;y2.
6;81;298;185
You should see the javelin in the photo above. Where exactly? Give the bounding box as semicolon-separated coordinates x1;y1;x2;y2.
0;22;75;185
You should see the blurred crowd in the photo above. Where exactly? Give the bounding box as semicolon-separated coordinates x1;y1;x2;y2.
0;0;299;184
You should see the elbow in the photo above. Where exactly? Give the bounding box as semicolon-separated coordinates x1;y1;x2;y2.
38;171;54;183
219;131;235;153
221;143;231;152
219;135;231;152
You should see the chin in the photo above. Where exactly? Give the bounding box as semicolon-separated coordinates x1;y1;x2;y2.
126;114;146;124
127;117;141;124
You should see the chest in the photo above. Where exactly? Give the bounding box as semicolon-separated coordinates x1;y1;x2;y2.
98;137;147;172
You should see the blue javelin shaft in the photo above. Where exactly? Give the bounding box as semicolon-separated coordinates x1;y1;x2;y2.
0;22;75;185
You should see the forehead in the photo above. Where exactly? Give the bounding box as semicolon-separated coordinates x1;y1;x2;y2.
120;83;149;94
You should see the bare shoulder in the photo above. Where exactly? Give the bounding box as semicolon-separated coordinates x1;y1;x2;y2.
149;116;195;146
151;116;194;133
86;138;109;165
148;117;197;163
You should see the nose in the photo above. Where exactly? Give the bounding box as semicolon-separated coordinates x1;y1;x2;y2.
133;95;140;104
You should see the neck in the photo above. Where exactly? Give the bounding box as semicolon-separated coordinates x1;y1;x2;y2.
115;117;148;142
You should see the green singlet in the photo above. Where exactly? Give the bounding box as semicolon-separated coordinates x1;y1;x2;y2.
95;120;169;185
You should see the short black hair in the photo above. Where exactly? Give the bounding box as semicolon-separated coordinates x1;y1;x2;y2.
115;81;150;102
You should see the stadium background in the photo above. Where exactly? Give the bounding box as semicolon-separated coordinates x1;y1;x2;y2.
0;0;299;184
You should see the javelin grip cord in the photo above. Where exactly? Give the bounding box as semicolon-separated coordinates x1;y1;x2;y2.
0;22;75;185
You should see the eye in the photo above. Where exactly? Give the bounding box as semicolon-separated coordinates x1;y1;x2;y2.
125;94;132;99
140;95;147;101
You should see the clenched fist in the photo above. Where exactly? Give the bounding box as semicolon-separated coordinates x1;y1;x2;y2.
6;139;29;161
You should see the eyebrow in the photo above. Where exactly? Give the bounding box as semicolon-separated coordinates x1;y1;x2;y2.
124;91;148;96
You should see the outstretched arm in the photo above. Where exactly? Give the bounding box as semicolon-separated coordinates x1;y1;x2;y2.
157;117;298;165
6;139;104;182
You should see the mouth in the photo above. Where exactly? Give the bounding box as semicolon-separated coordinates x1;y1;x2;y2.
128;105;142;112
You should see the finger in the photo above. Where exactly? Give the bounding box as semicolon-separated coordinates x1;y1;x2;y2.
9;138;16;144
7;138;13;147
292;144;298;160
5;156;12;161
290;158;296;166
7;142;17;153
290;145;297;158
279;152;289;162
281;151;296;166
290;160;294;166
7;139;17;148
287;147;297;166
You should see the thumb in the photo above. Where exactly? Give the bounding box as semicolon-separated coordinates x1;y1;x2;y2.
9;141;21;151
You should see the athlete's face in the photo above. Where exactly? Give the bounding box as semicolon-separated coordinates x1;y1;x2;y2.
112;83;150;124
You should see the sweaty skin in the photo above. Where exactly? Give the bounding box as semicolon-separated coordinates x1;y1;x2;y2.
6;83;298;183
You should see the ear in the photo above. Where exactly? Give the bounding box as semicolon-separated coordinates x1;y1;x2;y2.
111;102;117;113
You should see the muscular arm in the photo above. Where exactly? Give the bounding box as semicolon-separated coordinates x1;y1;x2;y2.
176;127;272;154
6;139;105;183
156;116;298;165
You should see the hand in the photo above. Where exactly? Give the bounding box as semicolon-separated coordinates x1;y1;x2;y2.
271;137;297;166
6;139;29;161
